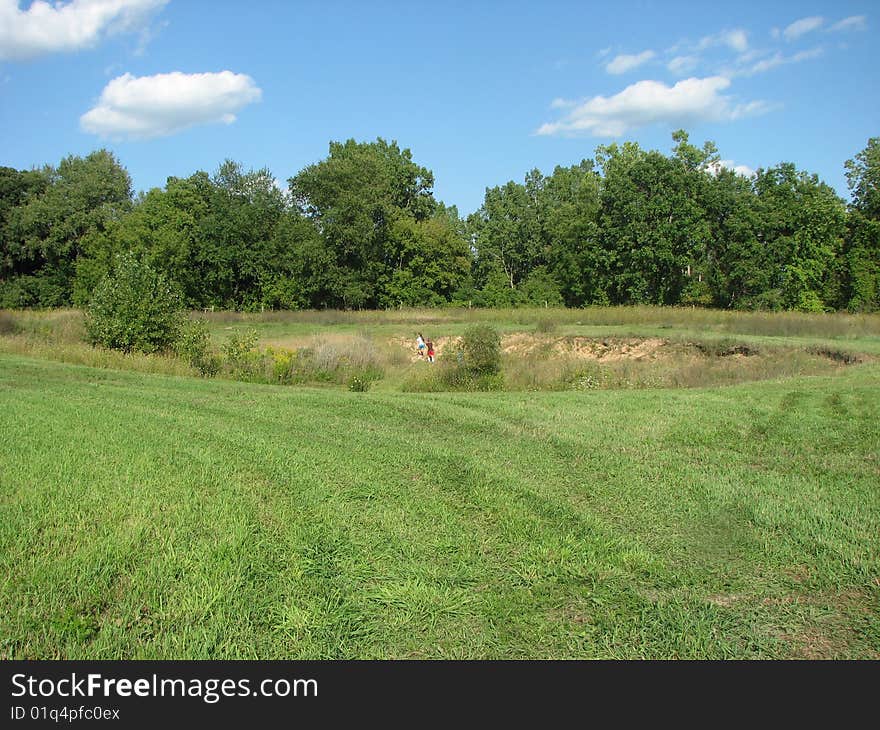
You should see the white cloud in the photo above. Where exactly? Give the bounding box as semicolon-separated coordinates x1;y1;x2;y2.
783;16;824;41
748;47;823;74
667;55;699;75
605;49;655;74
132;16;167;56
80;71;262;140
791;48;824;63
698;28;749;52
723;29;749;52
0;0;167;60
748;54;784;74
710;159;756;178
829;15;867;33
535;76;770;137
739;49;764;63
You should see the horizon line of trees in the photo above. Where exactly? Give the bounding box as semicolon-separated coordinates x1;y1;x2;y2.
1;132;878;313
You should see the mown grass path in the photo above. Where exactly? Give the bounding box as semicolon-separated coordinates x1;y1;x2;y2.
1;355;878;658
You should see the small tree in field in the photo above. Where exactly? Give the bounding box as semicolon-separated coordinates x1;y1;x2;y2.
438;324;503;391
460;324;502;376
85;253;183;353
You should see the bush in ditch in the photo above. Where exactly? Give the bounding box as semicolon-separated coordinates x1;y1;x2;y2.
458;324;502;376
437;324;504;391
174;318;220;376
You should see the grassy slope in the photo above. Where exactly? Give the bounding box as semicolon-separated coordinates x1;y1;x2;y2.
1;354;878;659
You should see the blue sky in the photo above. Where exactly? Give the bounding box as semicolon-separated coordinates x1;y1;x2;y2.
0;0;877;214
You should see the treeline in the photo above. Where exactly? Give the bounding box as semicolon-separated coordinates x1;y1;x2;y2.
1;133;878;312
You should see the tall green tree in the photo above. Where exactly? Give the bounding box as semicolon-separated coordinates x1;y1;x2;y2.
259;211;336;310
75;171;214;307
0;166;49;307
200;161;287;308
537;161;603;305
700;167;765;308
469;175;543;293
598;137;711;305
5;151;131;306
75;161;290;309
841;138;880;311
753;163;846;311
290;138;436;308
845;137;880;219
381;212;472;307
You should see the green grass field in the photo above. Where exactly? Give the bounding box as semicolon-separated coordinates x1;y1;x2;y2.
2;319;879;658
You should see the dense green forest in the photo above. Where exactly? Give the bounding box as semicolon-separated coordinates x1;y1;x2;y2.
1;133;878;312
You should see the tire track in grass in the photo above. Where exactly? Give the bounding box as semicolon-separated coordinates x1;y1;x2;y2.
0;370;276;656
51;377;485;657
0;385;167;658
99;370;776;656
400;402;657;656
2;356;878;658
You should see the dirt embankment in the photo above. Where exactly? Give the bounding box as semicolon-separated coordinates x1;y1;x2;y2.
505;334;669;362
393;333;672;363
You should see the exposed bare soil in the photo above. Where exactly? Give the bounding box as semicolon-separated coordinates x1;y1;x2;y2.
394;334;674;363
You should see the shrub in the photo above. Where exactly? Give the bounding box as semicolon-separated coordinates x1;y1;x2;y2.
347;374;371;392
222;330;259;363
693;339;759;357
85;253;183;353
221;330;263;379
562;366;604;391
427;324;504;391
458;324;502;376
0;311;20;335
174;319;220;376
806;346;863;364
431;358;503;392
269;347;296;383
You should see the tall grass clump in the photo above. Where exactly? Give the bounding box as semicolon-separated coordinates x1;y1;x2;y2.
214;332;385;386
1;309;85;343
310;335;384;384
